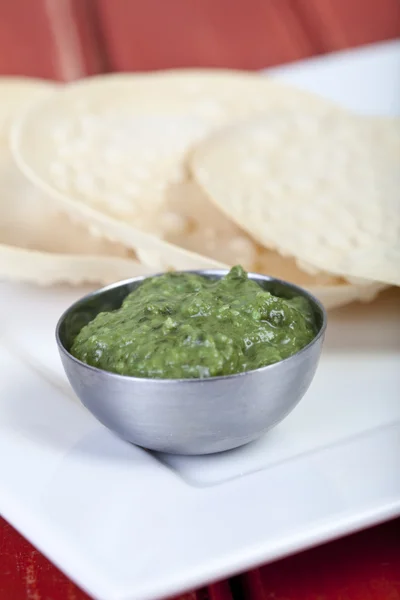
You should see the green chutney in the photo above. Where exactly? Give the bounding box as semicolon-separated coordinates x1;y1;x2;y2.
71;265;316;379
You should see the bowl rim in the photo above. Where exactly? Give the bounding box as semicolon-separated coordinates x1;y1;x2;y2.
56;268;327;384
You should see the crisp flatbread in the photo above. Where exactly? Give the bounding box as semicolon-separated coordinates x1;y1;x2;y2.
10;71;385;304
150;179;385;309
191;110;400;286
0;78;152;285
11;70;341;264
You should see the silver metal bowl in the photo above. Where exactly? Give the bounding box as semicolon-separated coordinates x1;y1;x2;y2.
56;270;327;455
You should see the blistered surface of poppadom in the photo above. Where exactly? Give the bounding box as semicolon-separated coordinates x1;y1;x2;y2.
191;111;400;286
10;71;385;303
0;78;152;285
157;179;385;309
11;70;344;268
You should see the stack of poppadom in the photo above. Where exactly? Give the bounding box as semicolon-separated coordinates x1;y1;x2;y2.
1;71;399;309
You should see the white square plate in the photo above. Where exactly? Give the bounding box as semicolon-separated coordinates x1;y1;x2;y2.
1;40;400;600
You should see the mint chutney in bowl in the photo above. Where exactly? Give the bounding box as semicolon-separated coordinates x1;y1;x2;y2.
57;266;327;455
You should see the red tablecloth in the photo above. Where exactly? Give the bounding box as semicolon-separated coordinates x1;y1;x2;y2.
242;517;400;600
1;517;400;600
